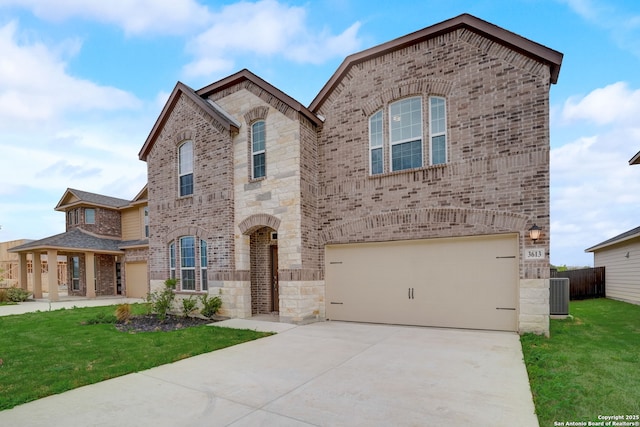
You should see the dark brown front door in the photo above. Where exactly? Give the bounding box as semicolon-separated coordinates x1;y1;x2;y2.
271;246;279;312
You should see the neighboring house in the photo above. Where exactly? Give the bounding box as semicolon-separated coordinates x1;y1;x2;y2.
139;14;562;334
9;187;149;300
585;150;640;305
0;240;67;290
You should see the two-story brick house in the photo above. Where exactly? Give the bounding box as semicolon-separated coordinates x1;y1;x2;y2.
140;13;562;334
9;187;149;300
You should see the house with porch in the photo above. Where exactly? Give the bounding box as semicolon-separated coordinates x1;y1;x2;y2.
9;187;149;300
139;13;562;334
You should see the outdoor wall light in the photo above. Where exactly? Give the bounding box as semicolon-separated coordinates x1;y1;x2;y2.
528;224;542;242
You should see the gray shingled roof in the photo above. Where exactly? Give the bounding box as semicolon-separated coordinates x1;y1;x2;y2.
585;225;640;252
119;239;149;249
67;188;131;208
8;228;124;253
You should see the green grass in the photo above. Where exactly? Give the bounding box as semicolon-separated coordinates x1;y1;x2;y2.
0;304;271;411
521;298;640;426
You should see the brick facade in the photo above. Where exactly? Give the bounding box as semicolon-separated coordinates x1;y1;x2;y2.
141;14;561;333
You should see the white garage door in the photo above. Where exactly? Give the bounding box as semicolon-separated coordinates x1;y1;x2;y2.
125;262;148;299
325;234;519;331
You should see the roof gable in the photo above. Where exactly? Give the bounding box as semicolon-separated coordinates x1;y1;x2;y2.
309;13;563;112
196;69;322;126
586;225;640;252
55;188;131;211
138;82;241;161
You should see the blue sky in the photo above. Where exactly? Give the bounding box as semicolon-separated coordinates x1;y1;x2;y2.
0;0;639;267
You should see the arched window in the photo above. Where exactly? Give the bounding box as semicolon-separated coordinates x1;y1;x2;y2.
369;110;383;175
178;140;193;196
390;97;423;172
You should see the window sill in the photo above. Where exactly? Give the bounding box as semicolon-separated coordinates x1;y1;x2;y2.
369;162;447;178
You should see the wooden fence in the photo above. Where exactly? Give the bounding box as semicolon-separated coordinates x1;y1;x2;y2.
550;267;606;300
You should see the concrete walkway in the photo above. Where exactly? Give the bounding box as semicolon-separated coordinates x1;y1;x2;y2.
0;301;539;427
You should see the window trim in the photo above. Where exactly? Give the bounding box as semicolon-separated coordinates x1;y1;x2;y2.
85;208;95;224
200;239;208;291
169;242;176;280
178;140;194;197
180;236;196;291
389;96;424;172
251;120;266;180
369;110;384;175
429;96;447;165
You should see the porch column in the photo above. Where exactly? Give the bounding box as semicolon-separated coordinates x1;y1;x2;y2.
86;252;96;298
18;252;28;292
47;250;59;301
33;252;43;299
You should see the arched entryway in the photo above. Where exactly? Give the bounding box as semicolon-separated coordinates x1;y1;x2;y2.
249;226;279;315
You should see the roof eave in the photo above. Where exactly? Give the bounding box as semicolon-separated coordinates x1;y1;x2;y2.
309;13;563;112
196;69;322;127
629;150;640;165
585;232;640;252
138;82;241;162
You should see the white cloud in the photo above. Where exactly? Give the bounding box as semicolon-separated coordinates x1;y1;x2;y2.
0;0;210;35
561;82;640;125
0;21;141;125
551;82;640;266
560;0;640;57
183;0;362;77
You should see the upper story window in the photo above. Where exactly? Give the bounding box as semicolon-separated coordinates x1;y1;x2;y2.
251;121;266;179
67;209;79;226
390;97;423;172
368;95;448;175
178;140;193;197
85;208;95;224
143;206;149;238
369;110;384;175
429;97;447;165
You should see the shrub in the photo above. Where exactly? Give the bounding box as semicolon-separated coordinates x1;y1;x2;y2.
7;287;31;302
115;304;132;323
181;296;198;318
146;279;176;320
86;312;117;325
200;294;222;318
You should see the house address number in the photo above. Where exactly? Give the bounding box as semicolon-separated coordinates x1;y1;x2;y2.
525;248;545;260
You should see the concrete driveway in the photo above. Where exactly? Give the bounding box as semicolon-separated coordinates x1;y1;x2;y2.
0;320;538;426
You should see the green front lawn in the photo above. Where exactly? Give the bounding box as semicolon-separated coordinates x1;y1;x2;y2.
521;298;640;426
0;304;270;411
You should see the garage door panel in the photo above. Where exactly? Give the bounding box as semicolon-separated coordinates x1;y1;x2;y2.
326;234;518;331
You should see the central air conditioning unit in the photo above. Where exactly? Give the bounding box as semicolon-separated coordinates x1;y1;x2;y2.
550;278;570;316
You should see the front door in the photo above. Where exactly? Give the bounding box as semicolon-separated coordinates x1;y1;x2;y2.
271;246;279;312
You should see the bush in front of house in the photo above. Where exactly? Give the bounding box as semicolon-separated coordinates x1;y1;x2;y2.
146;279;176;320
6;287;31;302
200;294;222;318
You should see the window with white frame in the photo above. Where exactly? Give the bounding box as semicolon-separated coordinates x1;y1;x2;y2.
200;239;208;291
390;97;423;171
178;140;194;196
251;120;266;179
429;96;447;165
180;236;196;290
369;110;383;175
85;208;95;224
369;95;448;174
169;242;176;280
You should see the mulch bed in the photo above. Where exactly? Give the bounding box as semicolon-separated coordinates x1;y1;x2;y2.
115;314;227;333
